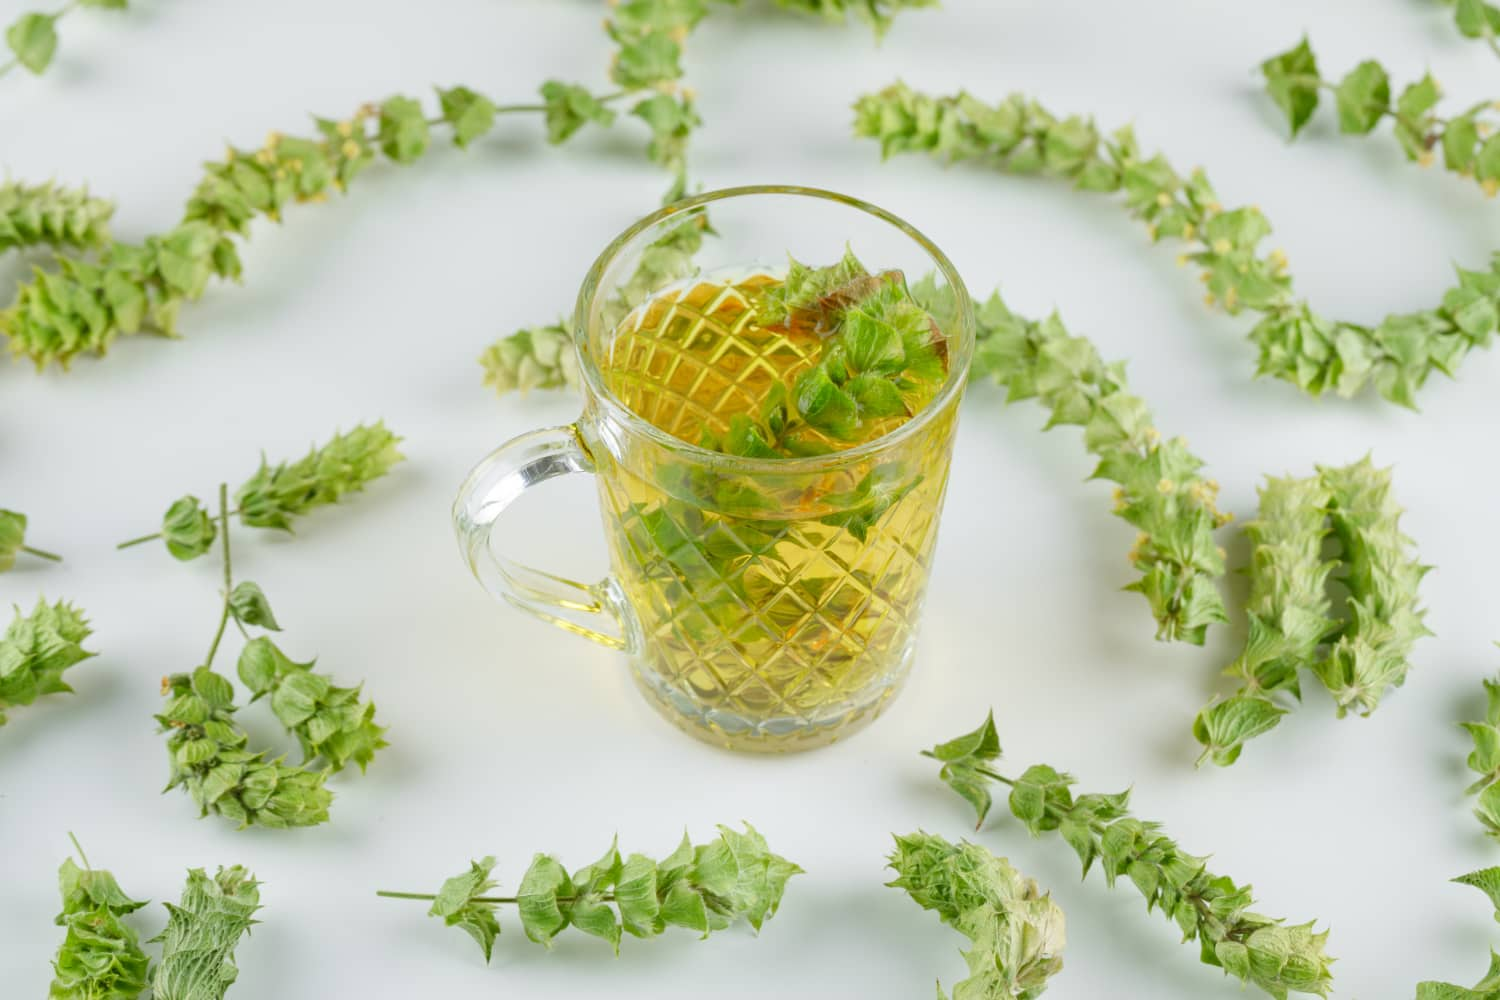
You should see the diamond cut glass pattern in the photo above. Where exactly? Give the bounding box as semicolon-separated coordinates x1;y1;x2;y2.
591;275;957;751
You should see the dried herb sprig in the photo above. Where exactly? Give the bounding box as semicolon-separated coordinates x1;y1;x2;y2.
1194;474;1337;766
151;865;262;1000
479;322;577;395
2;0;127;80
0;508;63;569
888;831;1066;999
1418;867;1500;998
48;834;152;1000
853;82;1500;407
1462;666;1500;841
1261;38;1500;197
915;276;1230;645
1314;457;1432;715
0;597;94;726
925;712;1334;998
117;423;403;557
377;824;800;961
0;181;114;254
155;486;334;829
1195;458;1428;764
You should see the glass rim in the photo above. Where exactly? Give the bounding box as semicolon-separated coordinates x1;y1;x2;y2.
572;184;975;473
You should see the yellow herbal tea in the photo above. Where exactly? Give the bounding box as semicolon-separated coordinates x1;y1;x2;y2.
588;261;957;750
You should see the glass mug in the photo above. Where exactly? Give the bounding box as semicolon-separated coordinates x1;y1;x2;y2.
453;186;974;752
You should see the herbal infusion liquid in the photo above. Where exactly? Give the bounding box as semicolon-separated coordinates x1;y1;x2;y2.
588;261;956;750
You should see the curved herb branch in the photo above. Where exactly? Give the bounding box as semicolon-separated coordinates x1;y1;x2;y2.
1261;37;1500;197
924;711;1334;998
853;82;1500;407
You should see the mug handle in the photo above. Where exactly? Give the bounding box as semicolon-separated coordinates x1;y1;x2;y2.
452;424;636;652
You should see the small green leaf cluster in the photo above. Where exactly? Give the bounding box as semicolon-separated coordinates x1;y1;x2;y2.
0;507;63;569
1462;668;1500;841
397;825;801;962
46;845;264;1000
1262;38;1500;196
48;848;151;1000
914;276;1230;645
479;323;578;395
1418;867;1500;998
149;424;403;559
0;598;94;726
156;668;333;829
0;180;114;254
925;712;1335;999
151;866;261;1000
705;250;946;454
3;0;126;78
853;81;1500;407
1195;458;1429;765
888;831;1065;999
1315;458;1431;713
238;636;387;774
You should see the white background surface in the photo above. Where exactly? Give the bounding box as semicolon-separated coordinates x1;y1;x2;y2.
3;1;1499;996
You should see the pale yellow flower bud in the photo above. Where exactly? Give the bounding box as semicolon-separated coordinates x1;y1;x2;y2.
341;140;361;160
1211;238;1231;255
1418;150;1435;168
1156;191;1171;207
1157;478;1175;495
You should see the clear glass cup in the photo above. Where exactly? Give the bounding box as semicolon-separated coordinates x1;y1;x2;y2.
453;185;974;752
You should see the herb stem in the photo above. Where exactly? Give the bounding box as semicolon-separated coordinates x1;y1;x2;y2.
420;89;633;127
20;544;62;562
118;506;244;549
67;831;89;871
201;483;234;669
375;890;616;905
